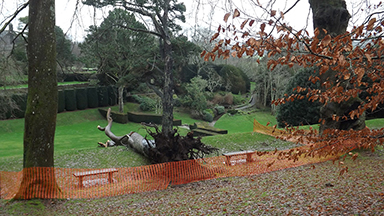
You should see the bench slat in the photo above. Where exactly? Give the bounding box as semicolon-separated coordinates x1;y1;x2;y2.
222;150;254;156
73;168;118;177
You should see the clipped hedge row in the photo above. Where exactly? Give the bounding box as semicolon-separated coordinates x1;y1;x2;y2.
98;108;128;124
189;122;228;135
0;85;118;120
128;111;182;126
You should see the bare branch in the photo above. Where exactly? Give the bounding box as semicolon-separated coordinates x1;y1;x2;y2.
0;2;29;35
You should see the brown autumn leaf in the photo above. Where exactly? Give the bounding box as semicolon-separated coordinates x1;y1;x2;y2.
240;19;249;30
355;67;365;83
270;10;276;17
280;11;284;20
367;17;376;31
224;12;231;22
233;9;240;18
365;53;372;63
200;50;206;58
249;19;255;27
210;33;219;42
260;23;266;32
321;34;332;47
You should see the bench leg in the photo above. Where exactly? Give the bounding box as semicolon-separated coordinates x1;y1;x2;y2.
108;172;114;184
246;153;253;163
225;156;232;166
78;176;84;188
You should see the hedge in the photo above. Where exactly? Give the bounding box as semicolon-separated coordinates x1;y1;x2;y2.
64;89;77;111
76;88;88;110
58;90;65;113
87;86;99;108
97;86;109;107
98;108;128;124
12;93;28;118
107;85;117;106
128;111;182;126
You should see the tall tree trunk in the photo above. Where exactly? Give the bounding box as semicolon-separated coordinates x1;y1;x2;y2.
161;0;174;137
118;85;124;113
309;0;366;134
15;0;61;199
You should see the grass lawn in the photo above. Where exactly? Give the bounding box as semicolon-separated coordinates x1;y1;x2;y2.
0;105;293;171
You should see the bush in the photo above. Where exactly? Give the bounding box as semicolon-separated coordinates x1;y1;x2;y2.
215;105;225;115
132;95;156;111
202;110;214;122
218;64;250;94
232;93;246;105
180;76;208;112
227;109;238;115
223;93;233;106
276;67;322;127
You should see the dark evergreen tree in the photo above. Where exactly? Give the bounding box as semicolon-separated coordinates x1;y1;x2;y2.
276;67;322;128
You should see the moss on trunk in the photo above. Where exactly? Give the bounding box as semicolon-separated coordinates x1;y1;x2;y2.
15;0;61;199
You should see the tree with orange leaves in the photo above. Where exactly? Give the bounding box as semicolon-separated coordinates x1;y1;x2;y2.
203;0;384;161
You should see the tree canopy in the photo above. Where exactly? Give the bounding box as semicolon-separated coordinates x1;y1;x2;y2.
203;0;384;162
83;0;186;136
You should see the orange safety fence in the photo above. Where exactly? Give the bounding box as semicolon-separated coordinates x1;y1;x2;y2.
0;120;347;200
0;150;337;200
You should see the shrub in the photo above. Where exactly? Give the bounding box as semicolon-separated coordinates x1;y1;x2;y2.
211;93;224;105
180;76;208;112
232;93;246;105
223;93;233;106
227;109;238;115
276;67;322;127
218;64;250;94
132;95;156;111
215;105;225;115
202;110;214;122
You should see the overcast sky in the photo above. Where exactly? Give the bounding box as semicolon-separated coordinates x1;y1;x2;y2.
1;0;382;42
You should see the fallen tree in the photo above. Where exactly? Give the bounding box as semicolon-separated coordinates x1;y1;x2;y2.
97;108;218;163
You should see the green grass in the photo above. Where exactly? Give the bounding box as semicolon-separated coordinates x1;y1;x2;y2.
1;105;384;172
365;117;384;129
214;111;277;134
3;81;88;89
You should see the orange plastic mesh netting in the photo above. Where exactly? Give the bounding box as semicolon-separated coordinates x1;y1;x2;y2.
0;151;335;199
0;120;343;199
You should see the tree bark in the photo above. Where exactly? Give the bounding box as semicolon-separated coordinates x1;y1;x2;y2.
15;0;61;199
160;0;174;137
309;0;366;134
118;85;124;113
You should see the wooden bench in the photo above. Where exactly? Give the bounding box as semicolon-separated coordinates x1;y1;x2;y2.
73;168;118;188
222;151;256;166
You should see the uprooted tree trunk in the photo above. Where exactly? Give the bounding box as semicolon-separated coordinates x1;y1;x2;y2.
97;108;218;164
